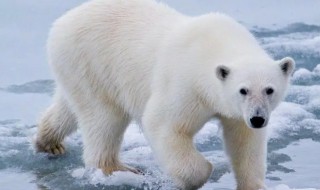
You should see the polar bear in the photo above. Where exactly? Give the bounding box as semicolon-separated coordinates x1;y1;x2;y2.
35;0;295;189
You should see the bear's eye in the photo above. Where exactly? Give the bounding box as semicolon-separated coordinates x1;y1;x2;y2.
266;88;274;95
239;88;248;96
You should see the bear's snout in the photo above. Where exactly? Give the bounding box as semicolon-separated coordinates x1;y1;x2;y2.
250;117;266;128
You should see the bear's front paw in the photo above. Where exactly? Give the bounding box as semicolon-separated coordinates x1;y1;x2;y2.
169;156;213;190
101;164;143;175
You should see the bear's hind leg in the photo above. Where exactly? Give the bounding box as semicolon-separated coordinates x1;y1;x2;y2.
35;93;77;155
76;99;140;175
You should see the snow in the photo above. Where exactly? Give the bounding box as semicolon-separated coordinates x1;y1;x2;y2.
71;168;145;187
292;65;320;85
0;0;320;190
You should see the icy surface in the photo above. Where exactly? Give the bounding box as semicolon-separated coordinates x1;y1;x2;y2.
1;0;320;190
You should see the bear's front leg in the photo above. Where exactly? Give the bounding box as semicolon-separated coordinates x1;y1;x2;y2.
164;131;212;189
148;126;212;189
143;96;213;189
220;117;267;190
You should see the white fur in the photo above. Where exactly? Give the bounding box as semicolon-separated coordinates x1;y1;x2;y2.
35;0;294;189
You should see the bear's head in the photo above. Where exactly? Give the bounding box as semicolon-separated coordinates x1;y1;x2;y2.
216;57;295;129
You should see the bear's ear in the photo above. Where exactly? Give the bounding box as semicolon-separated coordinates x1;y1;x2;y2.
216;65;230;81
279;57;295;76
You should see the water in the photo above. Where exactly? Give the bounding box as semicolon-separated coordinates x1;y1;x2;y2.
0;1;319;190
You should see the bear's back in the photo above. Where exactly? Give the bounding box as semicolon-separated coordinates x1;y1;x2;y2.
47;0;187;118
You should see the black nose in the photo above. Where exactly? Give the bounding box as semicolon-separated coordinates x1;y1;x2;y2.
250;117;265;128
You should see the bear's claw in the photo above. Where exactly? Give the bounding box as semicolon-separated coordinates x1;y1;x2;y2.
102;164;143;175
36;140;65;155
